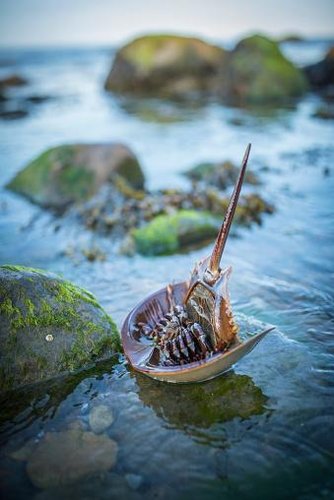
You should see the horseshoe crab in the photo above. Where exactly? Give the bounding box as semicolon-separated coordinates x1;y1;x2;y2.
121;144;274;383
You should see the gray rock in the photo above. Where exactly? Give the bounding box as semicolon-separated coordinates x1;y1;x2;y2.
89;404;114;433
7;143;145;211
26;428;118;489
0;265;121;392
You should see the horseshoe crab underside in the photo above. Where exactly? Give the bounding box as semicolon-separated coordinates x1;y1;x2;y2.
121;281;273;383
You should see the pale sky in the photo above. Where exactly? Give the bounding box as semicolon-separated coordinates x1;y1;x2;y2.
0;0;333;47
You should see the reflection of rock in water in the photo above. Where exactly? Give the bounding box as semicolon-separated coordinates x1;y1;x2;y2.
118;97;204;124
135;371;268;445
0;356;119;440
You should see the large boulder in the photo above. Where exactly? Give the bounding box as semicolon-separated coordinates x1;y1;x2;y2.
0;265;121;392
7;143;144;211
304;46;334;90
218;34;308;104
105;34;225;98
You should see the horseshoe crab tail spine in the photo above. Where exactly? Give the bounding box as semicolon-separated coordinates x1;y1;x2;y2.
206;143;251;280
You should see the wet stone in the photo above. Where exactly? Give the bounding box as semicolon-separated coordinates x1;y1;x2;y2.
26;427;118;489
89;404;114;434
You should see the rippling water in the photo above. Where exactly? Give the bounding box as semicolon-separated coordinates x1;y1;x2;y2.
0;41;334;499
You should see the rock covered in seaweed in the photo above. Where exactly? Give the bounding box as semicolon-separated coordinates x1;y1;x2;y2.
0;265;121;392
105;34;226;98
7;143;144;211
218;34;308;105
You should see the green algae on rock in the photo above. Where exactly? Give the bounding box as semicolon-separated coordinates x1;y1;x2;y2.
0;265;121;392
219;34;308;105
105;34;225;98
7;143;144;211
132;209;220;255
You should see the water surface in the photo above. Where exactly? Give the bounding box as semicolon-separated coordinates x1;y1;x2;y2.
0;42;334;499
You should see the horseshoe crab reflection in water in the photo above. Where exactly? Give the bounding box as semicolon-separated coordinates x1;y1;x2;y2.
134;369;269;446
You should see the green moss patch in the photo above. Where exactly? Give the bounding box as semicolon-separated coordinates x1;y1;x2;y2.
132;209;220;255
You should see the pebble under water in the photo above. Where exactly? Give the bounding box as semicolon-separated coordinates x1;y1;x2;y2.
0;42;334;499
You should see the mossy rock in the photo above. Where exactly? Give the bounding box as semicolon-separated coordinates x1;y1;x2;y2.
7;143;144;211
105;34;225;98
132;209;220;255
0;265;121;392
185;160;259;189
220;34;308;105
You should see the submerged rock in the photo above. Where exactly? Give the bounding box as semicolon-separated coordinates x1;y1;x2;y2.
219;34;308;105
125;473;144;491
0;265;121;392
89;404;114;433
105;34;225;98
7;143;144;211
184;160;259;189
304;47;334;90
26;427;118;489
132;210;220;255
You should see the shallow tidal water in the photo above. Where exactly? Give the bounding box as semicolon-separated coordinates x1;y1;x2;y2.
0;41;334;499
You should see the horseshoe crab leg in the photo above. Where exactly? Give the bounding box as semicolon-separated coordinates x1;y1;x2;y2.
204;143;251;285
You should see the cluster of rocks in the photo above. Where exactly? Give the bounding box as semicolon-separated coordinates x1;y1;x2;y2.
0;74;52;120
105;33;309;105
7;142;273;256
104;33;334;119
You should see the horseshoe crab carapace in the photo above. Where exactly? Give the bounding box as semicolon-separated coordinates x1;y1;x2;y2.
121;144;274;383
